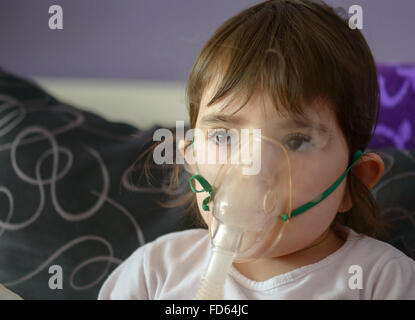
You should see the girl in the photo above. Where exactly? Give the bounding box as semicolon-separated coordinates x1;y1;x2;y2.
98;0;415;299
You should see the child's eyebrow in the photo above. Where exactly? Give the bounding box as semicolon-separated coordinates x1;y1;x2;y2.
200;113;330;134
277;117;331;135
199;114;247;126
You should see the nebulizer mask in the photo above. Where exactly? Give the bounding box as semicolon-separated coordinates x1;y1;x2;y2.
182;114;363;300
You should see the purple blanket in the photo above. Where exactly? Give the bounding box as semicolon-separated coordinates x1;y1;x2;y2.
369;64;415;150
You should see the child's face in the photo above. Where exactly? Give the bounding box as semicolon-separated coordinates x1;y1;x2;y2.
191;82;350;258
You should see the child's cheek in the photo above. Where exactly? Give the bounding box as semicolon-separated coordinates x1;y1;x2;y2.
196;192;212;226
268;178;347;257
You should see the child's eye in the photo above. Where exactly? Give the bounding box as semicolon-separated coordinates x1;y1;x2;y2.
284;133;311;151
208;129;233;146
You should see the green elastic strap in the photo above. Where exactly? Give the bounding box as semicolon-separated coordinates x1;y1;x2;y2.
189;174;215;211
280;150;364;221
189;140;215;211
191;139;202;176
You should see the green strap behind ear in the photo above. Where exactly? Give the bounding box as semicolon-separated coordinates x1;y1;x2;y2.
189;140;215;211
280;150;364;221
189;174;215;211
191;139;202;176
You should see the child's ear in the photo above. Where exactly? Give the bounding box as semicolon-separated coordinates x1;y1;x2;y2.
339;152;385;213
178;139;195;174
178;139;192;158
351;152;385;190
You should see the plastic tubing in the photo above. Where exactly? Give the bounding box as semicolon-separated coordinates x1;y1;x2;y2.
194;223;243;300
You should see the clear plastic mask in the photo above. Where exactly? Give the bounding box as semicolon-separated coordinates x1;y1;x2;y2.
183;111;344;262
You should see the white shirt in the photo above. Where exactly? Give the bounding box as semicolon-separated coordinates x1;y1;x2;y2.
98;226;415;300
0;284;23;300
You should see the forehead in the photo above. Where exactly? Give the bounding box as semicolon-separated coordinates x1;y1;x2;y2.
197;81;337;132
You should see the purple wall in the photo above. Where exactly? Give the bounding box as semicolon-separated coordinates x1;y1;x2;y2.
0;0;414;81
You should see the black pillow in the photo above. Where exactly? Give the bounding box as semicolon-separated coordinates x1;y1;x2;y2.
367;147;415;260
0;68;195;300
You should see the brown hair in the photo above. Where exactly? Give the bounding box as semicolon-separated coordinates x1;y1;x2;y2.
133;0;388;239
